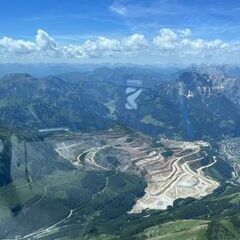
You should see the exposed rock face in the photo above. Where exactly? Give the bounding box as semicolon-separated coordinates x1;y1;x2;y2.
1;66;240;140
188;64;240;105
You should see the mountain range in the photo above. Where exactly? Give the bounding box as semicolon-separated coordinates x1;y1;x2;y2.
1;65;240;140
0;64;240;239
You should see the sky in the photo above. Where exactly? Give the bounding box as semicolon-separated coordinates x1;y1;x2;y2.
1;0;240;65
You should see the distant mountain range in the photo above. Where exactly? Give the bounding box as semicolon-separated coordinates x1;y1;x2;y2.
1;65;240;140
0;63;181;78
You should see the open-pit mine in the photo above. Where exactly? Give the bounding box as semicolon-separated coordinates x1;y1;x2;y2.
49;127;219;212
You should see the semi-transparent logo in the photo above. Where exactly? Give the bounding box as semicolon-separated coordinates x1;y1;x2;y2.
125;80;142;110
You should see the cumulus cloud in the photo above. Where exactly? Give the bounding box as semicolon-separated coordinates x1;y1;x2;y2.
0;28;239;63
0;37;35;55
122;34;148;50
153;28;231;56
36;29;58;51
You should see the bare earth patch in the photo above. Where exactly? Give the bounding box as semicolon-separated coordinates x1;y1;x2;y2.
50;128;219;212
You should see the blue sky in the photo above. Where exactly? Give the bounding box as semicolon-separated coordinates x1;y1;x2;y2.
1;0;240;64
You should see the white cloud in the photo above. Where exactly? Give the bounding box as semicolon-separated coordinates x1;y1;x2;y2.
0;37;35;55
153;28;178;50
109;3;127;15
36;29;58;51
179;28;192;38
0;28;239;63
122;34;148;50
153;28;232;57
80;37;121;58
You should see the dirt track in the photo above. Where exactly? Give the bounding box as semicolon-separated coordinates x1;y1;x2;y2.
52;128;219;212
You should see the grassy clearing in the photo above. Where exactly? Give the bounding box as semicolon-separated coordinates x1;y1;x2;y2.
58;234;118;240
137;219;208;240
0;179;42;220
